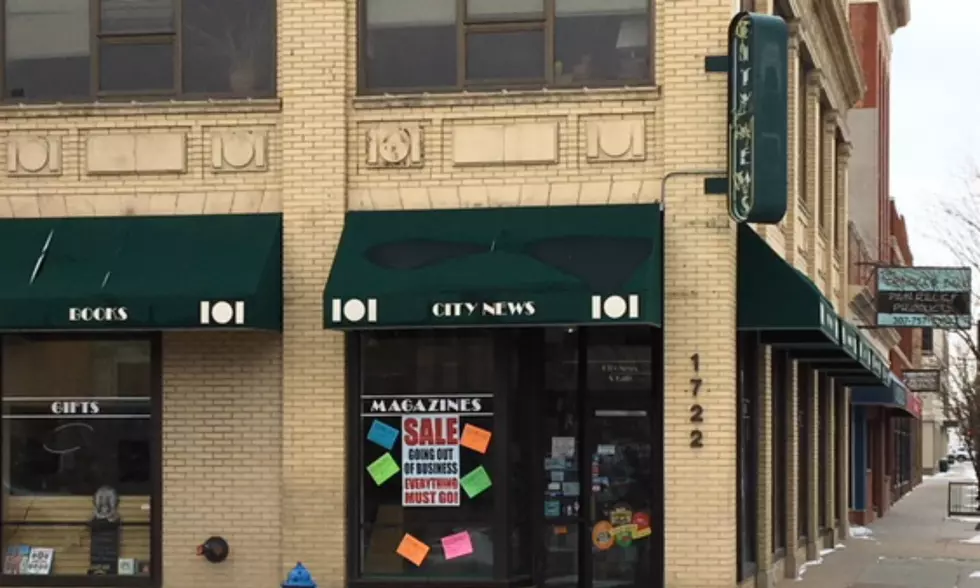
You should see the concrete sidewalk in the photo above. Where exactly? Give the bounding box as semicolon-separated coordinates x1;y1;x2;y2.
775;463;980;588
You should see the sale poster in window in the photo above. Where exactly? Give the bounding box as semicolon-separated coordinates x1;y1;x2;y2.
401;414;461;507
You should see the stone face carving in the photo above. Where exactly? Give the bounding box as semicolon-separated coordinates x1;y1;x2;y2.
210;127;270;172
365;124;423;168
85;132;187;175
452;121;559;166
7;135;62;176
584;117;646;162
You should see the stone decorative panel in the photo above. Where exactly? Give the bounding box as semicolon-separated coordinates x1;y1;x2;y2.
584;117;646;162
210;127;271;172
85;131;187;175
452;121;559;166
6;135;62;176
365;124;423;168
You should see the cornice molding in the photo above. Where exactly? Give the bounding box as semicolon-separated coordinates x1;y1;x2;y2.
813;0;866;108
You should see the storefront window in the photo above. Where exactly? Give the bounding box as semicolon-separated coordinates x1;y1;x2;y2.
736;333;758;580
817;375;829;529
771;352;788;554
357;330;498;579
0;336;159;580
796;369;810;541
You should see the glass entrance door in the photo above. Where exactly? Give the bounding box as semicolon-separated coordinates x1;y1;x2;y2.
538;327;659;588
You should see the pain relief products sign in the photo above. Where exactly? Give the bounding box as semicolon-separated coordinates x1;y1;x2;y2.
401;415;461;506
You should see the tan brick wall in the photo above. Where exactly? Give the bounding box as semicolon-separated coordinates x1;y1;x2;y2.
161;333;283;588
0;0;865;587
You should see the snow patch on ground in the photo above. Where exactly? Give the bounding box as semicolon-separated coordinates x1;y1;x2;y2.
960;533;980;545
796;557;823;581
796;543;845;580
850;526;874;540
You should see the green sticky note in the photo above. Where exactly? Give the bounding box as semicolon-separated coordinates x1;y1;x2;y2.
367;453;400;485
460;466;492;499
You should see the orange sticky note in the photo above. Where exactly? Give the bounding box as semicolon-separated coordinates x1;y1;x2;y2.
396;533;430;567
460;424;492;454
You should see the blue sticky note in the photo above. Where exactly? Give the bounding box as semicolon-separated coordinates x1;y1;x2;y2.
367;420;399;450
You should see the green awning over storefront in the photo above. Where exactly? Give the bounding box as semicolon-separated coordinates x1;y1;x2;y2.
737;225;887;385
737;224;839;345
323;204;663;329
0;214;282;331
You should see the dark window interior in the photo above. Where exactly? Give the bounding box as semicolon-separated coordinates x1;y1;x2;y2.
921;328;933;351
797;368;810;541
736;333;758;580
351;326;663;587
0;336;159;579
2;0;276;101
361;0;651;93
771;352;788;553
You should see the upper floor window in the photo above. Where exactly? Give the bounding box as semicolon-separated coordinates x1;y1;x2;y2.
2;0;275;103
360;0;651;93
921;328;933;352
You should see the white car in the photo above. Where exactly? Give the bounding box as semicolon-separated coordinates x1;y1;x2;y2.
951;448;972;462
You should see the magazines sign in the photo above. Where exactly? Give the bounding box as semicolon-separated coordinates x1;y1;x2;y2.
401;414;461;507
876;267;972;328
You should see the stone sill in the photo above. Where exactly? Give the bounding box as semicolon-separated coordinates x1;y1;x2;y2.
0;98;283;120
353;86;661;111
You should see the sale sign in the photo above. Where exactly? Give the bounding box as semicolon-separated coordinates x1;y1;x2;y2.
401;414;461;507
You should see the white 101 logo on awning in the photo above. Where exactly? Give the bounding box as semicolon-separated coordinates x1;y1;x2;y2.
200;300;246;325
591;295;640;320
330;298;378;323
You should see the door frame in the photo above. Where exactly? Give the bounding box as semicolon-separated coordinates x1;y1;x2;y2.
529;326;664;588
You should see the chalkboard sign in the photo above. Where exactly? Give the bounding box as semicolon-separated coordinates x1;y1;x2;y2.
88;520;120;575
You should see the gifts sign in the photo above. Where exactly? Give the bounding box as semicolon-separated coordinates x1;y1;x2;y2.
402;415;461;507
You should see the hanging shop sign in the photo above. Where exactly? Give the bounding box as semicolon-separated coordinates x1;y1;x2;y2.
401;414;461;507
727;11;789;224
875;267;972;328
902;369;941;393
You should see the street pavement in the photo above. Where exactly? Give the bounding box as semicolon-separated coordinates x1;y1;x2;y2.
775;462;980;588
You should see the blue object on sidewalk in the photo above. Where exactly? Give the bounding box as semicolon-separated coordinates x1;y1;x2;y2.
282;562;317;588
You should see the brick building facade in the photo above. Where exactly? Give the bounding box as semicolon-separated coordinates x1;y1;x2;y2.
0;1;907;587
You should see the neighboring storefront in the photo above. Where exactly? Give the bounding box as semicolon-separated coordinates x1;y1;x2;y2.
736;224;887;570
324;204;666;588
0;213;282;582
849;375;921;524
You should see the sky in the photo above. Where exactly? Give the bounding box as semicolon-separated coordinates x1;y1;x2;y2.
891;0;980;266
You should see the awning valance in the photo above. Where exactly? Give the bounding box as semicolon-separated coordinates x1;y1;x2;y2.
852;373;920;419
0;213;282;331
323;204;663;329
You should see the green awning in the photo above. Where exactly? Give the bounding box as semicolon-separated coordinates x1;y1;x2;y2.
737;224;839;345
0;214;282;331
323;204;663;329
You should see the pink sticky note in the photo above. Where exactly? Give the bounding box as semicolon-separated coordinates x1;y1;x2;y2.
441;531;474;560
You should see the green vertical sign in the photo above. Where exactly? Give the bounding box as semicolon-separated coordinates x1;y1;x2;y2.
728;12;789;224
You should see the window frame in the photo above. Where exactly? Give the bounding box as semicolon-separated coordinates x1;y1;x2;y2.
356;0;655;95
0;0;276;103
735;332;759;583
345;330;522;587
0;333;163;588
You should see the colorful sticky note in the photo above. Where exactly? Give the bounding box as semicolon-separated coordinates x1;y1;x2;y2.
367;420;399;450
441;531;474;560
366;453;399;485
460;466;492;499
396;533;430;566
460;424;492;454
